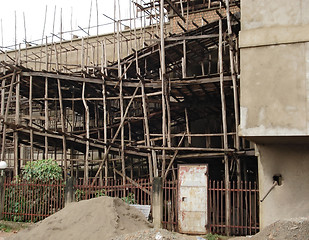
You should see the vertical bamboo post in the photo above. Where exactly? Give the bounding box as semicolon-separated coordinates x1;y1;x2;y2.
225;0;241;184
44;77;49;160
117;20;126;189
82;82;89;184
14;73;20;176
219;17;230;236
102;39;108;183
160;0;167;177
29;76;34;162
1;71;16;162
57;79;67;179
226;0;241;228
141;80;154;181
185;108;191;145
182;40;187;78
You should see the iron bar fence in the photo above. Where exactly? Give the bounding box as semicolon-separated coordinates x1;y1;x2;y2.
162;180;178;231
74;178;152;205
1;177;259;236
3;178;65;222
208;180;259;236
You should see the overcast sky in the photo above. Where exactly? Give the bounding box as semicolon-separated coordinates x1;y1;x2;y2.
0;0;133;49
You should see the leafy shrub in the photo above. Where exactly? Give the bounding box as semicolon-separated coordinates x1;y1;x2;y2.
205;233;220;240
4;159;64;222
122;193;136;204
22;159;63;182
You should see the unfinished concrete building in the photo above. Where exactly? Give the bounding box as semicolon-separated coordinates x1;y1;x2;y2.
240;0;309;228
0;0;260;235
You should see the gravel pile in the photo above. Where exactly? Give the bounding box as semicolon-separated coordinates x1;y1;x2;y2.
232;217;309;240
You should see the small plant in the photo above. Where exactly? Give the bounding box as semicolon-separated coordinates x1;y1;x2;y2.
205;233;220;240
75;189;85;202
95;189;106;198
0;224;12;232
121;193;136;204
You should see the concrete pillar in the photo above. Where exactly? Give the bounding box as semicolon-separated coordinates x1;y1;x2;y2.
65;177;75;206
152;177;163;228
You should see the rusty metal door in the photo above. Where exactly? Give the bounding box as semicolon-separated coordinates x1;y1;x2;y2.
178;164;208;234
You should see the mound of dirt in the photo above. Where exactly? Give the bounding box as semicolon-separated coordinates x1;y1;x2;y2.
232;217;309;240
111;228;196;240
10;196;153;240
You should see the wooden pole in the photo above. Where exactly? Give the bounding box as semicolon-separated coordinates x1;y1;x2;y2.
44;77;49;159
160;0;167;177
14;73;20;176
57;79;68;179
185;108;191;145
219;17;230;236
117;20;126;189
226;0;240;151
141;80;154;181
226;0;241;228
182;40;187;78
82;82;90;183
102;39;108;183
29;76;34;162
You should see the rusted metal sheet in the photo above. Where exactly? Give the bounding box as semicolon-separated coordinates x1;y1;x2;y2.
178;164;208;234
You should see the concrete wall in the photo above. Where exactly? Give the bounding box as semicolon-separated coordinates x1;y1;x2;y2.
257;144;309;228
239;0;309;136
240;0;309;228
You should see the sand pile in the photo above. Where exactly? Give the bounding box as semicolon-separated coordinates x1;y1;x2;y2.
232;217;309;240
10;196;152;240
111;228;196;240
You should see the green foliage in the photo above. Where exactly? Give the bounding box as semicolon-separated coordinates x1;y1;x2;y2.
75;189;106;202
121;193;136;204
0;224;12;232
4;159;64;223
22;159;63;182
95;189;106;198
204;233;220;240
75;189;85;202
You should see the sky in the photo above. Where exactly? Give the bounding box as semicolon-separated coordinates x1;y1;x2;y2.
0;0;134;49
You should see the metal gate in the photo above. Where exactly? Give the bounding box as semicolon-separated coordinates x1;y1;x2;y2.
178;164;208;234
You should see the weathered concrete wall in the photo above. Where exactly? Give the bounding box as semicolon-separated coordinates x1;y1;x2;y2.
257;144;309;228
239;0;309;136
240;0;309;229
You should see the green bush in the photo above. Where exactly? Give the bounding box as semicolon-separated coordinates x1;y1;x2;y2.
22;159;63;182
205;233;220;240
4;159;64;222
122;193;136;204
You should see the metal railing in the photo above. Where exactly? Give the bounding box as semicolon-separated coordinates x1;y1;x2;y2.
74;178;152;205
208;180;259;236
163;180;178;231
1;177;259;236
3;178;65;222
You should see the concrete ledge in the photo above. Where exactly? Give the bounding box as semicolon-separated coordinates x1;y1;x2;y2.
240;24;309;48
